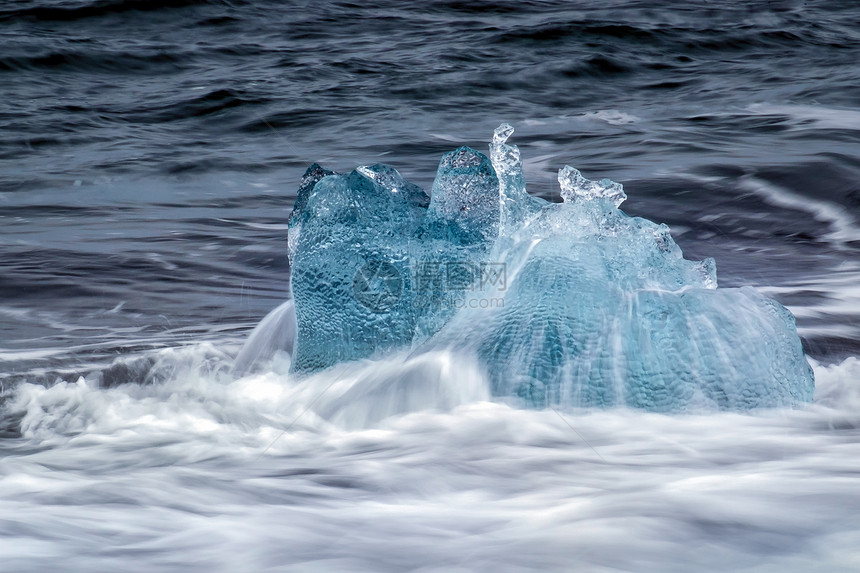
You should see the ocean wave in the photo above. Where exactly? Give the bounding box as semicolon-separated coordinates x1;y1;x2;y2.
0;344;858;570
0;0;243;23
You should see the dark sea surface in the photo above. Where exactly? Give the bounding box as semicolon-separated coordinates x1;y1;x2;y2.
1;1;860;571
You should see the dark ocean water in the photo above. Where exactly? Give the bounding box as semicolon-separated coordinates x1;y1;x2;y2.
1;2;860;571
2;0;860;381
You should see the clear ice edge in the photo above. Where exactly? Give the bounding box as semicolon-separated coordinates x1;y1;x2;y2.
282;124;814;412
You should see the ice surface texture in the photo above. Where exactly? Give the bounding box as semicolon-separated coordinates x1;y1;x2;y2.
287;164;428;372
286;125;813;411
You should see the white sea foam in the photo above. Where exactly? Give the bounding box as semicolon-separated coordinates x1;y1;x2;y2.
0;347;858;572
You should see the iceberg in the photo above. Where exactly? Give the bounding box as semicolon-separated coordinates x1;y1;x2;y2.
280;125;814;411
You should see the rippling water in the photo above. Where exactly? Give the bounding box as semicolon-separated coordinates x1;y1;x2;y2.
1;0;859;570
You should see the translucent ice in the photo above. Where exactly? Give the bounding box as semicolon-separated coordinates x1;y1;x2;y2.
558;164;626;207
413;147;502;342
282;126;814;411
422;146;499;245
490;123;544;236
287;164;429;373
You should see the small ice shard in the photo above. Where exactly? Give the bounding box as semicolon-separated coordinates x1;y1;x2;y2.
492;122;515;145
653;224;675;253
489;123;525;209
695;257;718;289
558;165;627;207
489;123;543;236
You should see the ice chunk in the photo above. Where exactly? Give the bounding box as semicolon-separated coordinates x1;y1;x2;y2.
558;165;626;207
281;125;814;411
425;161;810;410
489;123;544;236
413;147;501;342
288;164;429;373
422;146;499;245
432;255;812;410
287;163;335;262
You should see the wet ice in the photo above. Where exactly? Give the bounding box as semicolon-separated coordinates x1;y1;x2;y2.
281;126;813;411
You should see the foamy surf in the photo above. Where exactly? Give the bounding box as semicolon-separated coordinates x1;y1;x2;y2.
0;345;858;572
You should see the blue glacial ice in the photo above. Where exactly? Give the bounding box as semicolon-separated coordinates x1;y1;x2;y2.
280;125;814;411
287;163;429;372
